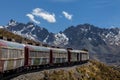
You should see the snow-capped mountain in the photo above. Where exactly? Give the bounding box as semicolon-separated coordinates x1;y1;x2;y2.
8;19;17;26
5;19;69;46
5;20;120;48
63;24;120;47
63;24;120;65
2;20;120;65
6;19;54;43
53;33;69;46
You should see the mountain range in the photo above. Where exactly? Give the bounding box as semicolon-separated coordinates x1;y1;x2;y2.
0;19;120;66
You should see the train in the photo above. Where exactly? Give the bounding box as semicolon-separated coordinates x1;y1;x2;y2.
0;39;89;78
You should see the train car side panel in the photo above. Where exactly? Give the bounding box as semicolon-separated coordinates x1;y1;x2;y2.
29;51;49;65
81;52;89;61
1;48;24;71
51;48;68;64
26;45;50;66
0;39;25;72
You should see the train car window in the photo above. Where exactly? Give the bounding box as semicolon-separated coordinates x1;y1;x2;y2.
13;50;15;58
12;50;14;58
8;49;12;58
18;50;21;58
17;50;19;58
71;52;77;61
36;52;39;57
30;51;34;57
1;48;23;60
37;51;40;57
0;49;1;58
29;51;32;57
18;50;23;58
1;48;8;58
8;49;23;59
29;51;49;58
34;52;36;57
8;49;10;58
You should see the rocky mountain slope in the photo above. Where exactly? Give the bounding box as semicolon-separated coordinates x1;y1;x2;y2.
63;24;120;65
11;60;120;80
1;19;120;65
5;19;54;43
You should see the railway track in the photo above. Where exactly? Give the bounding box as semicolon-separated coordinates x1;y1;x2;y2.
1;61;88;80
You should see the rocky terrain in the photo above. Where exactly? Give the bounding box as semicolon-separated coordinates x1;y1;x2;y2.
11;60;120;80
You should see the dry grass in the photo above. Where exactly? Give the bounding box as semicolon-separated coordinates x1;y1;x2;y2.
39;60;120;80
11;61;120;80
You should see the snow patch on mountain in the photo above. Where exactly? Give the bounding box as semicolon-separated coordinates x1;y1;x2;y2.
27;24;34;28
43;35;49;43
24;33;36;40
12;26;26;35
0;26;3;28
8;19;17;26
53;33;69;46
103;30;120;46
31;27;35;32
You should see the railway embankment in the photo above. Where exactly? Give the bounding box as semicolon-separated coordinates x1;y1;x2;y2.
11;60;120;80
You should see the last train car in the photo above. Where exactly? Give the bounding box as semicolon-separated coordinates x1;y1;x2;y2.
80;50;89;61
0;39;25;74
68;49;89;63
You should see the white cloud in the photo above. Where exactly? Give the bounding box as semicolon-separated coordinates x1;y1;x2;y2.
62;11;72;20
32;8;56;23
26;14;40;24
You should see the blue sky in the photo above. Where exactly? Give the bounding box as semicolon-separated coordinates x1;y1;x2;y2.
0;0;120;33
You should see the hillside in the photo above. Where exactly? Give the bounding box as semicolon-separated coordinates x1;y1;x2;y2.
11;60;120;80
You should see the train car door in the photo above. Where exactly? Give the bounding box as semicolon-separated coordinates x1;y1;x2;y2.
24;47;29;66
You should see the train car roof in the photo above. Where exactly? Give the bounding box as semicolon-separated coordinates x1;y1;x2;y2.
69;49;88;54
26;45;50;52
0;39;25;49
51;48;67;53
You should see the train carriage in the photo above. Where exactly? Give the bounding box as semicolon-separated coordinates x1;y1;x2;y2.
0;39;25;73
25;45;50;66
80;50;89;61
68;50;80;62
68;49;89;63
50;48;68;64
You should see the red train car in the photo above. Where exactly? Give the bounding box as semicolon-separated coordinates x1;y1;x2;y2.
50;48;68;65
24;45;50;69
